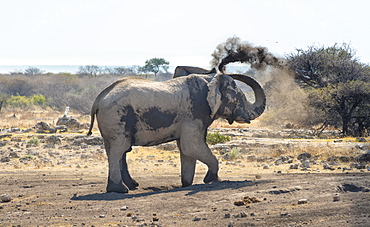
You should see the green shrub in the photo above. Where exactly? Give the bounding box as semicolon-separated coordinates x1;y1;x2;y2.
6;94;46;107
27;137;40;146
6;95;31;107
31;94;46;105
206;132;230;145
227;147;242;161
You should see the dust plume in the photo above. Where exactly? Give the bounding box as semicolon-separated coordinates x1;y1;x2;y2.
210;37;308;128
259;68;309;127
210;37;283;72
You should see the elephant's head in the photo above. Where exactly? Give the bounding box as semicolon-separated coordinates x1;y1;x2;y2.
174;66;266;124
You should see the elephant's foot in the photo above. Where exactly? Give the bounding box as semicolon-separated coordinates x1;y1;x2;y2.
203;171;221;184
181;179;193;188
127;178;139;190
106;179;129;193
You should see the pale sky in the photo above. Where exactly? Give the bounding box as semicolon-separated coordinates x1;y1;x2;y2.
1;0;370;68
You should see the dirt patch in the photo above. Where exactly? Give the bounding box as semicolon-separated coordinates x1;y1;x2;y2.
0;125;369;226
1;168;369;226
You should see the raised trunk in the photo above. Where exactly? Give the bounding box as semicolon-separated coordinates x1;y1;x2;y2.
229;74;266;120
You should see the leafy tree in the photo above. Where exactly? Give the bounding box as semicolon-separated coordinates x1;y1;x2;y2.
140;58;169;77
287;44;370;136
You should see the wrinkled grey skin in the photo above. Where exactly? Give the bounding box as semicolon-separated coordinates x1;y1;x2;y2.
87;66;266;193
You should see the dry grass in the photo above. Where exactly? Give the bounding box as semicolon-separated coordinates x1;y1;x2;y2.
0;106;89;129
267;142;364;162
210;118;263;129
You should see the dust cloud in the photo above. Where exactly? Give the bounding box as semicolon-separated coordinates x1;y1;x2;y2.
211;37;308;127
210;37;283;72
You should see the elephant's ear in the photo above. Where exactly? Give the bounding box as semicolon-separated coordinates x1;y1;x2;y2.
207;75;222;119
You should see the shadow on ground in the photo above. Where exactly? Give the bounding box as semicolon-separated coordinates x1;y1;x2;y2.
71;179;272;201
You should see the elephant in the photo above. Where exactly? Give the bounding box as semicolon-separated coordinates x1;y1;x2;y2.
87;66;266;193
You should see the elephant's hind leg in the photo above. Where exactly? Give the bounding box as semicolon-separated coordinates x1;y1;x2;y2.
105;140;129;193
120;152;139;189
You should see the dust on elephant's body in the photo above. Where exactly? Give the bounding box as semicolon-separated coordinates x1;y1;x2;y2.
97;76;210;147
88;67;266;193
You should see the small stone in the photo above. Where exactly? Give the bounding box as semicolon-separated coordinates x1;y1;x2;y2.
280;212;291;217
356;137;367;142
120;206;128;211
298;199;308;204
127;212;133;217
297;152;311;161
263;165;269;169
240;211;247;218
247;155;256;162
193;217;201;221
99;214;105;218
224;213;231;218
234;200;244;206
333;194;340;202
153;217;159;222
255;175;262;179
0;157;10;162
1;194;12;202
302;160;310;168
290;163;299;169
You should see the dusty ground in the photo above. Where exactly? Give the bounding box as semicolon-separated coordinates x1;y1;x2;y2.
0;111;369;227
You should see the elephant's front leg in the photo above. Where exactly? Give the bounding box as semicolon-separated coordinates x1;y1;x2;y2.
106;147;129;193
120;152;139;190
177;140;197;187
179;124;221;185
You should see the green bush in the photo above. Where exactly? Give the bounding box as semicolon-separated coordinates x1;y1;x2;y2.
227;147;242;161
206;132;230;145
27;137;40;146
6;94;46;107
7;95;31;107
31;94;46;105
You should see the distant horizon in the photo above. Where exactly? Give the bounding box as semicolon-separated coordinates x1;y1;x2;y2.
0;64;179;74
0;64;249;74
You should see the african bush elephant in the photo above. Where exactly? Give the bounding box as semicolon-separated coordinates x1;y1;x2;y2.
87;66;266;193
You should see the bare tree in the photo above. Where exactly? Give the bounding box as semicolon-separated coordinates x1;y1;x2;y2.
0;77;35;96
114;66;139;76
78;65;103;78
24;67;44;76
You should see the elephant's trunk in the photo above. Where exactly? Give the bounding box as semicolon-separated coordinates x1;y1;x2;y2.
229;74;266;120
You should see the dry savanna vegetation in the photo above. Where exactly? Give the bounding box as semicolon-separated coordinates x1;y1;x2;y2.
1;38;369;226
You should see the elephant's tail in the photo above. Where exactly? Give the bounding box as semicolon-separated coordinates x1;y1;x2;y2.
87;105;97;136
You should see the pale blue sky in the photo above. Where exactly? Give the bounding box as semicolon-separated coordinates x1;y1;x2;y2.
1;0;370;67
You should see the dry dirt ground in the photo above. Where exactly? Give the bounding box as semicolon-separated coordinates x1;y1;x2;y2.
0;113;369;227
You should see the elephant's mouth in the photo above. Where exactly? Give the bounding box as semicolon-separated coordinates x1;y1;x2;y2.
231;110;251;124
